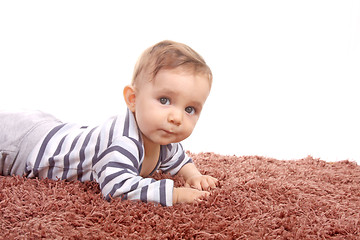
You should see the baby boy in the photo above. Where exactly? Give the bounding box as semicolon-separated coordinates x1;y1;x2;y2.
0;40;218;206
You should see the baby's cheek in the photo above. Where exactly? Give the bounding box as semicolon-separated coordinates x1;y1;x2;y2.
184;123;196;138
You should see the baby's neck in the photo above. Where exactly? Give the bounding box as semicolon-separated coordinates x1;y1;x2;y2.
140;135;160;177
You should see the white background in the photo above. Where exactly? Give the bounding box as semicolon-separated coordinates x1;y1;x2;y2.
1;1;359;163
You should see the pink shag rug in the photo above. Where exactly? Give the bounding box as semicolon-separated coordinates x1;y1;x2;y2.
1;152;360;239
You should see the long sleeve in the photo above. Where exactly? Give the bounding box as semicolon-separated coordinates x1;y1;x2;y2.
93;136;174;206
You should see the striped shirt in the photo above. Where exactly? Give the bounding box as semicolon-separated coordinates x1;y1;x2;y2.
25;109;192;206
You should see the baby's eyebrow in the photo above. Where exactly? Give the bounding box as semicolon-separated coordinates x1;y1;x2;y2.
191;101;203;110
158;88;177;96
157;86;185;95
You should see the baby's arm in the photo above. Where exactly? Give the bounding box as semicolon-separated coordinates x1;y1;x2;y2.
172;163;218;204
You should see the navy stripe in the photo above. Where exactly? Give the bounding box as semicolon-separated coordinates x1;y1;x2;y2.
98;161;138;179
128;137;143;164
32;124;66;177
140;185;148;202
101;169;129;190
159;180;167;206
161;144;178;165
162;146;187;174
97;145;139;170
61;133;81;180
47;136;66;179
77;127;97;181
169;150;186;170
91;134;101;166
130;181;139;191
123;109;130;137
107;117;117;147
106;181;139;201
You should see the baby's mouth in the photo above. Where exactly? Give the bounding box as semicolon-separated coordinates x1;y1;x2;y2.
162;129;175;135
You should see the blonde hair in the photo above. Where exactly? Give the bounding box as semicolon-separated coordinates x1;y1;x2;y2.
131;40;212;88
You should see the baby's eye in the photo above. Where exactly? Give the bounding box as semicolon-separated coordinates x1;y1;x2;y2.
185;106;195;115
159;97;170;105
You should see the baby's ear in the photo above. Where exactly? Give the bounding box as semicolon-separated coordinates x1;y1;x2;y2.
123;85;136;112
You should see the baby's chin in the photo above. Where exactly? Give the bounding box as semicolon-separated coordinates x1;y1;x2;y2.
142;131;190;146
155;137;187;146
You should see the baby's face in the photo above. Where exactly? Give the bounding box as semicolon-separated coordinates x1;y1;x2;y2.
133;67;211;146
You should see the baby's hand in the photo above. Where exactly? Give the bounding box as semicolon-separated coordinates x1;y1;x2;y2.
173;187;209;204
177;163;219;191
184;174;219;191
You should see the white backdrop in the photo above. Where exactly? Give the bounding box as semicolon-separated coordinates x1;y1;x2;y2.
1;1;359;163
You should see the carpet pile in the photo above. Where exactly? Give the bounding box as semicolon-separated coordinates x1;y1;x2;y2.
1;152;360;239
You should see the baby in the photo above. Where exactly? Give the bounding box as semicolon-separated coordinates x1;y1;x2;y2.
0;40;218;206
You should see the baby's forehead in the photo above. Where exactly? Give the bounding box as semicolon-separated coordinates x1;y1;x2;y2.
154;67;211;84
134;66;211;93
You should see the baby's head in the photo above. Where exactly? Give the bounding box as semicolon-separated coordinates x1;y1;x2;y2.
124;40;212;146
131;40;212;89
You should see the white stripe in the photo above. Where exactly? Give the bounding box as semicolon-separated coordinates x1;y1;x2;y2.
165;180;174;206
146;180;160;204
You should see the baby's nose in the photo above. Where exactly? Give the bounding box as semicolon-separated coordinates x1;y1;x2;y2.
168;109;182;126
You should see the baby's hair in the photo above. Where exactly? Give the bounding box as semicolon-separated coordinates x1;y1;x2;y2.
131;40;212;88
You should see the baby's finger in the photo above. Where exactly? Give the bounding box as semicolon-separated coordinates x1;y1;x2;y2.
193;182;202;191
207;179;217;189
202;191;210;198
187;181;202;191
209;177;219;188
196;190;210;201
200;179;210;191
